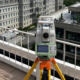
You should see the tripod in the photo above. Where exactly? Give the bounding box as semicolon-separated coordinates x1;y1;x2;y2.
24;57;66;80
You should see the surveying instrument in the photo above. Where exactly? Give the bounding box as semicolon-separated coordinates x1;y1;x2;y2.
24;16;66;80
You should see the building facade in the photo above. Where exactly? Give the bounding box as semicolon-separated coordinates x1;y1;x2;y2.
0;0;55;29
55;5;80;67
19;0;56;28
0;0;19;34
0;0;64;30
55;0;65;11
69;5;80;21
55;22;80;66
52;5;80;79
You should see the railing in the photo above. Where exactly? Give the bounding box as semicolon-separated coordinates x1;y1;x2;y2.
0;27;60;80
0;26;35;52
56;40;80;80
0;27;80;80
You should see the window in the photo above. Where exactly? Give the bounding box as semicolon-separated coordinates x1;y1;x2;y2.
24;6;25;9
15;0;17;2
22;58;28;65
9;21;10;24
55;52;63;60
65;56;75;64
8;8;10;11
16;55;21;62
14;13;15;16
18;6;19;9
6;15;7;18
16;7;17;10
76;60;80;66
10;0;13;3
66;31;80;42
16;13;17;16
0;49;3;54
9;14;10;17
0;16;1;19
11;14;12;17
11;20;12;23
3;9;4;12
3;22;5;26
1;29;2;32
65;75;74;80
55;71;60;79
66;31;75;40
5;8;7;12
77;48;80;55
14;19;15;22
29;60;34;66
3;16;4;19
16;18;17;21
51;69;54;75
18;0;20;2
10;53;15;59
56;27;64;38
24;17;25;20
57;42;63;50
24;23;26;25
6;21;7;25
0;1;2;4
0;23;2;26
71;11;80;21
3;29;5;31
5;1;8;4
0;9;1;13
13;7;15;10
75;79;79;80
5;51;9;57
11;8;12;11
66;45;75;53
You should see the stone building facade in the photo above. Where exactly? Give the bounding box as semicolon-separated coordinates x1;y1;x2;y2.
0;0;64;30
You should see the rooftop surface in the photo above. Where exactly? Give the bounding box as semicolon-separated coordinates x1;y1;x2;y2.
0;61;36;80
51;7;74;24
70;2;80;7
51;3;80;24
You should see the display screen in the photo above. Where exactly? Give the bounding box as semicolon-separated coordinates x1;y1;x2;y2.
37;45;48;52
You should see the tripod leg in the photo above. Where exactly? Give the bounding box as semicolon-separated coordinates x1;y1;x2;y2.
24;62;38;80
52;62;66;80
40;69;42;80
48;70;51;80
